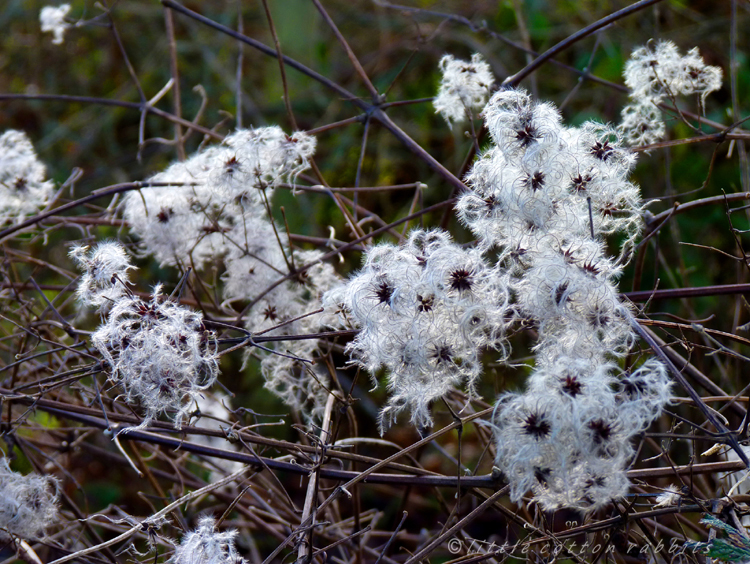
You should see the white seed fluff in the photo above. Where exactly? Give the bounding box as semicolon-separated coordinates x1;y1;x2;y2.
619;41;722;146
92;285;219;429
0;130;55;225
169;516;246;564
324;229;509;432
70;241;136;309
40;4;71;45
0;458;59;540
434;54;495;126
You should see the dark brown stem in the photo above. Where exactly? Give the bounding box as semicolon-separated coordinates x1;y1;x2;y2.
503;0;666;87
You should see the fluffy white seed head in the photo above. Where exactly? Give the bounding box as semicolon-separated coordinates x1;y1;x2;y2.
617;358;672;431
40;4;70;44
454;86;671;512
222;127;316;193
324;229;510;432
170;517;246;564
483;88;562;158
492;357;670;511
624;41;722;104
0;458;59;540
434;54;495;126
92;287;219;429
620;41;722;145
463;93;644;259
122;126;330;420
123;127;316;269
123;147;236;268
248;250;341;419
619;102;666;148
70;241;135;309
0;130;55;225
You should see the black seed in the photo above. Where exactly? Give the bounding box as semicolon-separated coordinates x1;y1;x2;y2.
580;259;601;276
588;419;613;444
587;306;610;328
561;374;583;397
224;156;240;175
135;301;164;322
586;475;607;488
417;294;434;312
373;280;394;305
554;282;570;306
13;177;27;191
157;207;174;223
572;173;592;193
263;305;278;321
620;377;647;398
601;202;617;217
431;344;453;365
526;171;546;191
510;246;526;261
523;412;551;438
590;140;614;161
449;269;473;292
294;269;311;287
560;247;576;264
534;467;551;485
515;124;538;147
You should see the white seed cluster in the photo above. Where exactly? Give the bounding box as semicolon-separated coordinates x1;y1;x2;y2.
123;127;315;270
92;284;219;430
619;41;723;146
459;88;643;360
0;458;59;540
71;242;219;429
434;53;495;126
169;517;246;564
0;130;55;225
69;241;135;309
459;87;671;511
324;229;510;432
331;80;671;511
40;4;71;45
123;127;339;418
493;357;670;511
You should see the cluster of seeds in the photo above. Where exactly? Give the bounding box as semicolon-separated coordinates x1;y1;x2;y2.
169;517;246;564
0;130;55;225
0;457;59;541
461;87;671;510
92;285;219;430
325;229;509;431
73;243;219;430
70;241;135;309
329;68;674;509
619;40;722;146
433;53;495;126
122;127;339;417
